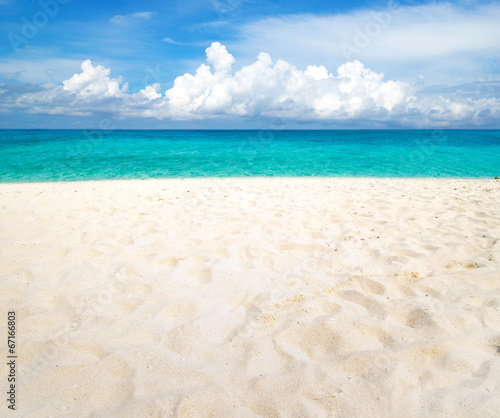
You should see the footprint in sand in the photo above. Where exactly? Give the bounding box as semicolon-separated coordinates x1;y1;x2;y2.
404;308;436;329
275;322;341;362
338;290;387;318
356;277;387;295
99;354;135;379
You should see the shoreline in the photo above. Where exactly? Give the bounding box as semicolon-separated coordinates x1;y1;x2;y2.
1;178;499;416
1;175;499;184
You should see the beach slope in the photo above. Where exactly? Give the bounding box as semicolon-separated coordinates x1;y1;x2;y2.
1;178;499;416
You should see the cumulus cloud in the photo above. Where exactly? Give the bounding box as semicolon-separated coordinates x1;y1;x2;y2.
63;60;128;97
110;11;156;25
3;42;500;127
205;42;235;73
1;60;130;117
158;43;411;120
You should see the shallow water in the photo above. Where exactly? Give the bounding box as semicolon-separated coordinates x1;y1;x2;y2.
0;130;499;181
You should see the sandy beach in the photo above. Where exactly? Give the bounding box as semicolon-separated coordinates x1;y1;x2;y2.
1;177;500;417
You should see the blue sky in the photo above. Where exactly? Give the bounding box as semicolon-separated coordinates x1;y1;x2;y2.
0;0;499;128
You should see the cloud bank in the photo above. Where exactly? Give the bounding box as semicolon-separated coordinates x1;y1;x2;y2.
235;2;500;86
2;42;499;127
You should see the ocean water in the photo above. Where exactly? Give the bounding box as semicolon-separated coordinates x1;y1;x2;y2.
0;130;499;182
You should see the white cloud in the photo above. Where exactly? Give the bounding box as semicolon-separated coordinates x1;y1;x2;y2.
110;11;156;25
161;38;207;47
205;42;235;73
162;37;183;45
4;43;500;127
157;45;412;121
63;59;128;97
0;57;86;84
135;83;162;100
233;2;500;86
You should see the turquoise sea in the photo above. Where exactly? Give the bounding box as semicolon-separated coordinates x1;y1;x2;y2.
0;130;499;181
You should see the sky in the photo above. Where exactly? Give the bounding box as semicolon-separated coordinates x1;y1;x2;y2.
0;0;499;129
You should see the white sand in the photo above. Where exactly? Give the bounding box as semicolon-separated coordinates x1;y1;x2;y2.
1;178;500;417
